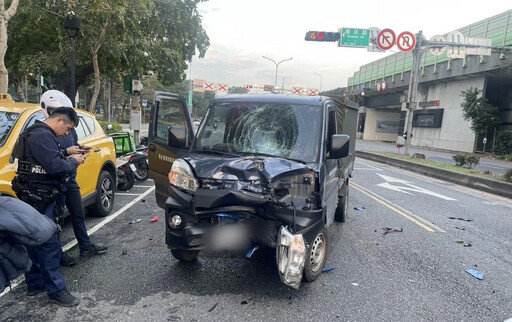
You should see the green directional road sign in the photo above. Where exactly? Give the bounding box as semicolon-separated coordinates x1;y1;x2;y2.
339;28;370;47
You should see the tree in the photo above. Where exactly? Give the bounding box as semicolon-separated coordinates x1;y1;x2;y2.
0;0;19;93
460;87;500;136
6;0;209;109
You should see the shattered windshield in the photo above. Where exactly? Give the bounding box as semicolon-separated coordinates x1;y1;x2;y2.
194;102;322;162
0;112;20;149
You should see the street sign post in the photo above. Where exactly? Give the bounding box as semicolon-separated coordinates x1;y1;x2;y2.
339;28;370;47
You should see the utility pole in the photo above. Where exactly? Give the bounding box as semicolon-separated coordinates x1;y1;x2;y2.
404;31;424;156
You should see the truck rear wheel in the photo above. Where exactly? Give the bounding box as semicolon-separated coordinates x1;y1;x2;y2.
171;249;200;262
303;228;329;283
335;180;349;223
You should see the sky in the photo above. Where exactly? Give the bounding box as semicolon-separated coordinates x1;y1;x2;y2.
190;1;511;92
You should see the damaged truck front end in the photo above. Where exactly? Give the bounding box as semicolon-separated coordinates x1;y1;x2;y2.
148;93;356;289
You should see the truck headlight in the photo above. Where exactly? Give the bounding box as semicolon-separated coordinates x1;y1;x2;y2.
168;159;198;193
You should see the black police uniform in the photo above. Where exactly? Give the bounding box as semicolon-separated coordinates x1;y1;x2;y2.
56;128;94;251
13;120;79;296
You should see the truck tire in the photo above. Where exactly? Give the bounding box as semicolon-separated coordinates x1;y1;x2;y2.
88;170;115;217
335;180;349;223
303;227;329;282
171;249;200;262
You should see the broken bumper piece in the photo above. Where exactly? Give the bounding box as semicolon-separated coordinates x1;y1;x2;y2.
277;226;306;290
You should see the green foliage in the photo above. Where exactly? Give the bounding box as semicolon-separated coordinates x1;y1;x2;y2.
452;154;480;168
504;169;512;183
452;154;466;166
494;131;512;155
465;156;480;169
460;87;500;136
98;121;123;134
229;86;248;94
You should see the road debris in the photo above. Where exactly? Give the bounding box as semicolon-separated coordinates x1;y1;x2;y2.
354;207;366;211
448;217;473;222
455;226;465;230
322;267;334;272
246;244;260;258
150;216;158;222
463;242;472;247
241;300;248;305
382;227;403;235
466;269;484;280
129;219;142;224
208;303;218;312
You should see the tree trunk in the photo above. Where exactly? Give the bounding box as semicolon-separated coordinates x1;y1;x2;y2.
88;19;110;113
0;0;20;93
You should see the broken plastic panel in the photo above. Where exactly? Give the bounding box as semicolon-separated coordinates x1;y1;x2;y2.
276;226;306;290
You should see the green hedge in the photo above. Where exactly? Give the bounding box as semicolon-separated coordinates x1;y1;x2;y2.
98;121;123;134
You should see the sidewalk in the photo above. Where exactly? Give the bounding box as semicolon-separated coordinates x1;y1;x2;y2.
355;139;512;199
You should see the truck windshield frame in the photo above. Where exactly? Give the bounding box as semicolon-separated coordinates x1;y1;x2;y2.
192;102;323;163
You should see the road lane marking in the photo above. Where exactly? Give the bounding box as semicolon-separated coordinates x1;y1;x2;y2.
351;181;446;233
354;160;383;171
376;174;457;201
0;186;156;298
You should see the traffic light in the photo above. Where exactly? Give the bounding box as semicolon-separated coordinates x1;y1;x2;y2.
304;31;340;42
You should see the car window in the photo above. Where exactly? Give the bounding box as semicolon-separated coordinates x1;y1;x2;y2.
0;111;20;148
155;99;188;141
75;114;94;140
195;102;322;163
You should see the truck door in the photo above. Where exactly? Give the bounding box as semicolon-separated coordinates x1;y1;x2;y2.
148;92;194;209
323;105;339;226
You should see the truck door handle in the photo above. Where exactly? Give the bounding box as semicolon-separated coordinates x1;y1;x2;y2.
94;148;101;152
148;144;156;152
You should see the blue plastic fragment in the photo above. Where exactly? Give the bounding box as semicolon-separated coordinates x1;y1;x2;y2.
322;267;334;272
354;207;365;211
246;244;260;258
466;269;484;280
216;213;240;222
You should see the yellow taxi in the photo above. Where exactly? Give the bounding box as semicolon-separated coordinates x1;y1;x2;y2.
0;94;117;217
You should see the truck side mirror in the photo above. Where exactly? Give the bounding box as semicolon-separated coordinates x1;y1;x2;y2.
328;134;350;159
167;126;187;148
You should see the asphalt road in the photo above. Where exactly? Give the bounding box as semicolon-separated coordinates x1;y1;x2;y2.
356;139;512;175
1;159;511;321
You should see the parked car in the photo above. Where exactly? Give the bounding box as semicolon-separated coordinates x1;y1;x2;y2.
148;92;357;289
0;94;117;217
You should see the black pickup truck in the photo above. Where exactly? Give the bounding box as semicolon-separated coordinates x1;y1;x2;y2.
148;92;357;289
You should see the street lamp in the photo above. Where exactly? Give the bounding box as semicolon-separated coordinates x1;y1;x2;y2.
314;72;323;93
262;56;293;88
64;14;81;107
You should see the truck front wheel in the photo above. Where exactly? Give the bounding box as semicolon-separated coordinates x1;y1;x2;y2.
171;249;200;262
303;228;329;283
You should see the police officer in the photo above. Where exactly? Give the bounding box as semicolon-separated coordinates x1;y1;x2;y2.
12;107;83;306
40;90;108;267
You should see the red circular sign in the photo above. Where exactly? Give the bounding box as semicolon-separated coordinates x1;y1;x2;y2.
381;81;386;91
397;31;416;52
377;28;396;50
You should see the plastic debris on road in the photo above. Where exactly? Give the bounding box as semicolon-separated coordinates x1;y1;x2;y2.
150;216;158;222
354;207;366;211
129;219;142;224
466;269;484;280
322;267;334;272
382;227;403;235
448;216;473;222
245;243;260;258
208;303;218;312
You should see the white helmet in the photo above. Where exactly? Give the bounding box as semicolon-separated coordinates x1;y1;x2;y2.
40;90;73;112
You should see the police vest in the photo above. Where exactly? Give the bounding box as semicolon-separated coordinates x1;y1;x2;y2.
12;123;65;186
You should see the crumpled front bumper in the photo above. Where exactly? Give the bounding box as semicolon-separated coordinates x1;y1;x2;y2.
164;185;325;252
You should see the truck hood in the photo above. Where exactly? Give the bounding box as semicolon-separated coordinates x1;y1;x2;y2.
185;153;313;182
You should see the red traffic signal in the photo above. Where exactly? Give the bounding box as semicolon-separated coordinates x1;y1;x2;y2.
305;31;340;42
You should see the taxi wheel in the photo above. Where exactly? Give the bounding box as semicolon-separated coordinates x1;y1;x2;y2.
171;249;200;262
88;170;115;217
303;228;329;283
